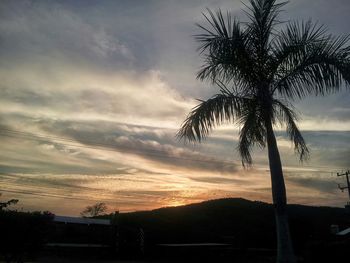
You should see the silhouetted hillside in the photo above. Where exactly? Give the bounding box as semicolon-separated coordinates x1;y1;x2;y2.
113;198;349;251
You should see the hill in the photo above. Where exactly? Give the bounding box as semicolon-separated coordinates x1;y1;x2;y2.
115;198;349;250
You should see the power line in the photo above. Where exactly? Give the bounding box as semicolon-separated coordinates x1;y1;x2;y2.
0;188;117;203
0;180;123;201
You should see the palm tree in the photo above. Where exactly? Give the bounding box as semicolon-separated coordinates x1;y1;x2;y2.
177;0;350;262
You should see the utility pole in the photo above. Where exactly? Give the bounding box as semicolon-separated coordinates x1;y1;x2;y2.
337;170;350;199
337;170;350;211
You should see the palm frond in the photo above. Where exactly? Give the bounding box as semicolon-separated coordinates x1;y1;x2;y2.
195;9;255;85
179;0;349;168
237;98;266;167
273;100;309;161
177;89;249;142
244;0;287;59
270;20;327;74
271;21;350;98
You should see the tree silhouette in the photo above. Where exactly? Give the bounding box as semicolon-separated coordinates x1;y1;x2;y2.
177;0;350;262
0;193;18;211
80;202;108;217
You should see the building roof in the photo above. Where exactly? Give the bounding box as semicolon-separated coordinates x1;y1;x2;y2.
336;227;350;236
54;215;111;225
157;243;231;247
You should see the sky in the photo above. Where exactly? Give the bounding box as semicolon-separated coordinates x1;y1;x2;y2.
0;0;349;216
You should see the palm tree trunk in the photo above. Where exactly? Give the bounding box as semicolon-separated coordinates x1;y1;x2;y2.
266;120;296;263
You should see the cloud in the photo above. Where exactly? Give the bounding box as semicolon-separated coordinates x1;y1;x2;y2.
286;173;339;195
189;176;245;185
0;116;238;175
0;0;134;68
0;64;193;127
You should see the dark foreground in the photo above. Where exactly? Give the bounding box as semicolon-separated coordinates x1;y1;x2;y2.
1;198;349;262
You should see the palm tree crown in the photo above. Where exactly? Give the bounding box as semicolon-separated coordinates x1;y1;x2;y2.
178;0;350;166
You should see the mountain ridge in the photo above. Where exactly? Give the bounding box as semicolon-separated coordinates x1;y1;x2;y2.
109;197;349;250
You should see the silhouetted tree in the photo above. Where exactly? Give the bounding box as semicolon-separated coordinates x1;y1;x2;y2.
178;0;350;262
0;193;18;211
80;202;108;217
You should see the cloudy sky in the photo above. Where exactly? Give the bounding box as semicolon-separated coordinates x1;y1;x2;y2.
0;0;349;216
